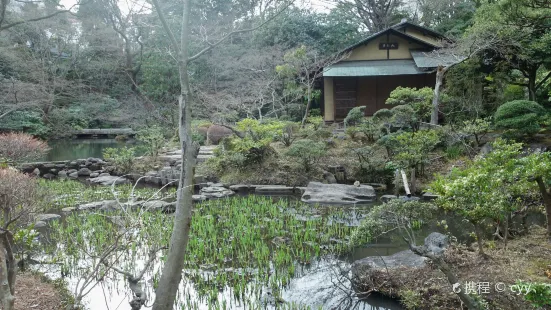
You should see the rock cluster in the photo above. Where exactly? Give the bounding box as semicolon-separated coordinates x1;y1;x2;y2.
19;158;107;180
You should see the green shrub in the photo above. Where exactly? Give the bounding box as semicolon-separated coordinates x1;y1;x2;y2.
103;147;135;174
345;126;359;139
352;146;395;184
0;110;50;138
344;106;366;126
136;126;166;159
236;118;287;142
513;281;551;308
285;139;326;172
400;289;422;309
462;117;491;147
494;100;545;139
309;108;321;117
192;129;206;145
445;145;465;160
386;87;433;122
306;116;324;129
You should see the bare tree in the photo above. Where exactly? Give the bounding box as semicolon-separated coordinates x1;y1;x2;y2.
350;199;483;310
149;0;290;307
0;0;78;32
334;0;405;33
277;46;349;127
0;168;43;310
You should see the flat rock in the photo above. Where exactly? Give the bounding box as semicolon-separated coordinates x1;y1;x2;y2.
255;185;296;195
192;195;207;202
68;172;79;179
229;184;255;192
141;200;175;212
61;207;77;213
301;182;376;204
200;186;234;199
79;200;118;211
35;214;61;222
34;221;47;228
422;192;439;201
88;175;129;186
89;172;100;178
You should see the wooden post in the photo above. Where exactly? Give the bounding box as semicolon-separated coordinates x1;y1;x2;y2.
401;169;411;197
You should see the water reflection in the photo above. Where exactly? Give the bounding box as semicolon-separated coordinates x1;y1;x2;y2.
43;139;139;161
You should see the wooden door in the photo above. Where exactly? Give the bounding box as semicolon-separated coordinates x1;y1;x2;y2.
334;78;357;120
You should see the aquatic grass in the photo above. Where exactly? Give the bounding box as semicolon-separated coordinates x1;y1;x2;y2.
38;179;176;210
44;195;359;308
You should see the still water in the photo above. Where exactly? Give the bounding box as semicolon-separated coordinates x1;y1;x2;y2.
43;139;139;161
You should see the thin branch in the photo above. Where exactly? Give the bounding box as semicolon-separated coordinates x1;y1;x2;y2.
150;0;180;55
187;3;291;63
0;4;77;32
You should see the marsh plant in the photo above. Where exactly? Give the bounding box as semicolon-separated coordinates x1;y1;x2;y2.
45;195;355;309
39;179;176;210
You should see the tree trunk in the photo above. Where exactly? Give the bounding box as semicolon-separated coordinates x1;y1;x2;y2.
430;65;447;125
0;234;15;310
473;222;485;256
535;177;551;240
301;85;312;128
409;166;416;195
151;0;198;308
528;69;537;101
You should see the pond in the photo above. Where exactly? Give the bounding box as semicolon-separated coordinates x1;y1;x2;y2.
42;138;140;161
35;187;414;310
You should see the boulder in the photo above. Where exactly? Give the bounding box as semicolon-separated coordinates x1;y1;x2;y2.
90;172;100;178
78;168;92;176
327;165;347;183
32;168;40;177
49;169;58;174
99;172;111;177
61;207;77;213
145;171;161;185
200;186;234;199
380;194;398;203
352;232;449;291
58;170;68;178
206;125;233;145
43;173;56;180
301;182;376;204
68;172;79;179
323;171;338;184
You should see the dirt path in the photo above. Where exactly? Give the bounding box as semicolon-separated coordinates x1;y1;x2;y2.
14;273;63;310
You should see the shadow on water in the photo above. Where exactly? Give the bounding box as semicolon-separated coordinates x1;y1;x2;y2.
42;138;140;161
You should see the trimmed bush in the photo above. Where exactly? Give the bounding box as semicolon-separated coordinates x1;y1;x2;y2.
494;100;545;139
285;139;326;172
0;133;49;163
